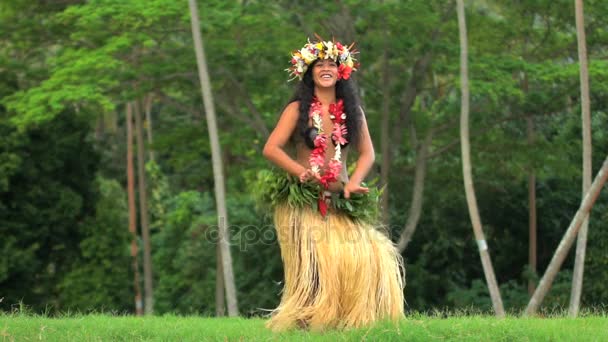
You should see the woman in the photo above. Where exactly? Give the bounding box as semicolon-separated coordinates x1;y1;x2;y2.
261;39;404;331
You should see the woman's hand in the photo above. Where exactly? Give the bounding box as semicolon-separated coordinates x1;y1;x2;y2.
343;181;369;199
299;170;343;193
299;168;320;183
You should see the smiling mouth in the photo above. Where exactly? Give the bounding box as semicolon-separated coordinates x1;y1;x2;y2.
321;74;333;79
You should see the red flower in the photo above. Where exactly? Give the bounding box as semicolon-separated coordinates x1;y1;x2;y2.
332;123;348;145
329;99;344;121
319;176;329;188
310;148;324;167
328;159;342;176
338;64;352;80
314;134;327;148
309;101;323;119
320;172;337;188
318;197;328;217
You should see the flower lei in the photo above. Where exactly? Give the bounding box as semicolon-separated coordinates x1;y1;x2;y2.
287;38;358;81
308;97;348;216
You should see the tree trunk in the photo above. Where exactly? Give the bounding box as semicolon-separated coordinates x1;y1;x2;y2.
526;156;608;315
144;95;155;162
381;17;441;225
570;0;592;317
215;245;225;316
390;53;432;156
134;100;154;315
456;0;505;317
522;71;538;297
126;103;144;316
189;0;239;316
527;115;537;297
95;116;104;140
397;132;432;252
216;68;270;138
380;13;391;224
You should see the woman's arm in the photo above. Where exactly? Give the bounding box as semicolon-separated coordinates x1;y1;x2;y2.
344;108;375;198
263;101;307;178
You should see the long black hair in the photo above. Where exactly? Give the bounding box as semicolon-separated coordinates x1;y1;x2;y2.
286;59;363;148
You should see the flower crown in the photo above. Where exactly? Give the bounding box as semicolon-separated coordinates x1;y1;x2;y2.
287;37;359;81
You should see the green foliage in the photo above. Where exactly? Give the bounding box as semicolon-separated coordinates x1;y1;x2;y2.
252;169;315;212
225;193;283;316
152;190;217;315
0;112;101;312
0;122;23;193
583;201;608;306
2;0;188;129
146;160;171;231
151;187;283;316
447;271;573;313
254;169;382;224
58;177;133;312
150;165;282;315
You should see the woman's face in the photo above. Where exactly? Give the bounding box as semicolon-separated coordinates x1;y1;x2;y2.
312;58;339;88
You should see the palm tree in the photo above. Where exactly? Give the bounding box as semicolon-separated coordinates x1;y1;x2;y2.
188;0;239;316
570;0;592;317
526;157;608;315
134;100;154;314
144;95;156;162
456;0;505;317
126;102;143;316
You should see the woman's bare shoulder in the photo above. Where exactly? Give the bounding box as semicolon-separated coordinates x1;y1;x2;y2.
277;101;300;121
285;100;300;112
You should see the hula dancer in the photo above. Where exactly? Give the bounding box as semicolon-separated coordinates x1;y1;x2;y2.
261;38;405;331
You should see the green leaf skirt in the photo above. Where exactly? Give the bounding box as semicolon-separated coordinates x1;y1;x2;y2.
253;168;382;224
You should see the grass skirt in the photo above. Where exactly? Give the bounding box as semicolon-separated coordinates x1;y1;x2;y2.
266;203;405;331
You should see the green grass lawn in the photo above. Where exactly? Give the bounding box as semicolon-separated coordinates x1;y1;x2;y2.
1;313;607;341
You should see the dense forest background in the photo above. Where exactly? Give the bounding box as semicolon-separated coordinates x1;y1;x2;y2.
1;0;607;316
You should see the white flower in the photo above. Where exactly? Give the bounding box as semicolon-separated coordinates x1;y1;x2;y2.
340;51;349;62
300;47;316;64
334;145;341;160
324;41;338;60
313;114;323;130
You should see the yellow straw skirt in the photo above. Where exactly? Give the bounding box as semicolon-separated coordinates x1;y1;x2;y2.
266;203;405;331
